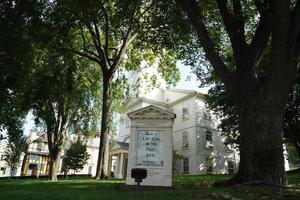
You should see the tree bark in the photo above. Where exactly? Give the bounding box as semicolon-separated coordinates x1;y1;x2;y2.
176;0;300;186
234;90;288;185
95;76;111;179
47;129;66;181
20;154;27;176
49;156;60;181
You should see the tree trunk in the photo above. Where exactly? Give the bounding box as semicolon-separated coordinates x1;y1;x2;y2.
49;157;60;181
295;139;300;159
233;91;288;185
20;154;28;176
95;76;111;179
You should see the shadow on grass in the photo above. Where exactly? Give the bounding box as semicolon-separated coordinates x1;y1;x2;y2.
0;174;299;200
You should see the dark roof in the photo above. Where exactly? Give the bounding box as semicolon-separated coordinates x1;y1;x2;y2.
115;141;129;149
33;133;48;143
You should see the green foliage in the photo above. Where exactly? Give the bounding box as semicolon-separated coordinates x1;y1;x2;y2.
0;0;42;132
206;82;239;145
21;8;104;180
286;143;300;169
206;72;300;149
45;0;183;178
63;138;90;173
28;17;103;137
4;123;28;176
284;74;300;144
52;0;181;90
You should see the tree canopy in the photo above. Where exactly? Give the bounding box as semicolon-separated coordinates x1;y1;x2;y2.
173;0;300;185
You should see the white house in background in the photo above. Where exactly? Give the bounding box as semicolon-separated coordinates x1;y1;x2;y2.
0;134;100;177
0;141;23;177
109;86;239;178
63;136;100;176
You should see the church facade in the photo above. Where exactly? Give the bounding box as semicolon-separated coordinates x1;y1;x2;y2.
109;87;238;178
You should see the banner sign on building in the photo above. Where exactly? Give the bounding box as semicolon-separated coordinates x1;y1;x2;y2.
136;130;164;167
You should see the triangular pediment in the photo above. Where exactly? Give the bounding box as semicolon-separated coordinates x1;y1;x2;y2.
128;105;176;120
109;141;129;151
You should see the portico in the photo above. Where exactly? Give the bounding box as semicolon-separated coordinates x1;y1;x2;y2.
108;141;129;179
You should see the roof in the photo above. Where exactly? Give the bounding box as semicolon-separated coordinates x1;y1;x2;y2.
123;88;206;112
109;140;129;155
128;105;176;120
33;133;48;143
115;141;129;149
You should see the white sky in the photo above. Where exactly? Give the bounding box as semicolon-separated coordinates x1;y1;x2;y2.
171;61;209;94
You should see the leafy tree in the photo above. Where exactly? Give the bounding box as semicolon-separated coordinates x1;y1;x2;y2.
4;121;28;177
174;0;300;185
207;75;300;152
63;138;90;174
0;0;41;136
27;20;103;181
50;0;180;179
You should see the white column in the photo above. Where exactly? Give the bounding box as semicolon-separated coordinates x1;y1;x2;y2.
117;153;124;179
107;156;112;176
115;154;120;177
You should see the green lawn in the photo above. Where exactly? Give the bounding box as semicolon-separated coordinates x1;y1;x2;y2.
0;174;299;200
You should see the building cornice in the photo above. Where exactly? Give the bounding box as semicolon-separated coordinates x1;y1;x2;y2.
123;97;168;112
122;89;206;113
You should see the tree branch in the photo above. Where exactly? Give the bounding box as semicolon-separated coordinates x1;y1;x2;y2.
291;0;300;40
109;31;138;77
232;0;245;37
108;7;138;77
249;0;271;64
249;8;271;66
77;26;99;59
176;0;233;87
86;23;110;71
216;0;246;52
99;3;109;60
70;49;101;64
86;24;102;58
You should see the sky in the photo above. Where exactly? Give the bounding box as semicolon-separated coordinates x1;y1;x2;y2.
172;61;209;94
21;62;209;136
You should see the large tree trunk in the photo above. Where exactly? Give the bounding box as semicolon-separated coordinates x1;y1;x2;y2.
95;76;111;179
20;154;28;176
49;156;60;181
47;129;66;181
176;0;299;187
233;89;288;185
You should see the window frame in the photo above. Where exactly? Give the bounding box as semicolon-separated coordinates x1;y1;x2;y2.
227;161;235;174
182;104;190;120
182;157;189;174
182;132;189;149
206;157;213;174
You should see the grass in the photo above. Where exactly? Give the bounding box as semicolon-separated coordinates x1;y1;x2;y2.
0;174;299;200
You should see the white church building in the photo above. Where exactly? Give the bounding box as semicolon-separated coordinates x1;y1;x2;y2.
109;71;238;178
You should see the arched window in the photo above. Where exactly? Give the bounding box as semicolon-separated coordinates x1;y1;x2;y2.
182;104;189;120
182;132;188;148
206;130;213;141
205;130;213;148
